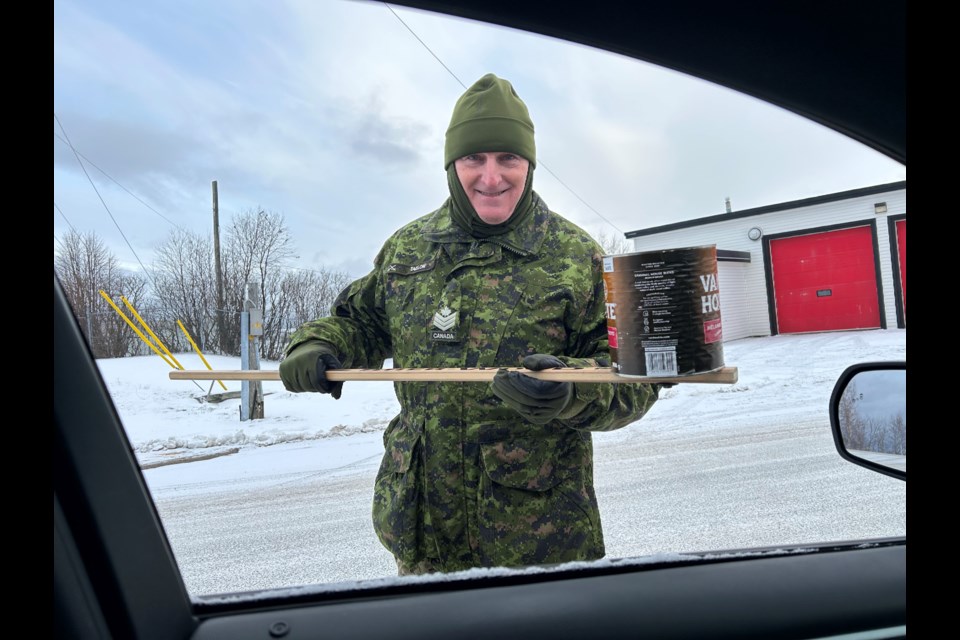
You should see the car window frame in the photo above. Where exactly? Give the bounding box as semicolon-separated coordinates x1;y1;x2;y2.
54;2;905;638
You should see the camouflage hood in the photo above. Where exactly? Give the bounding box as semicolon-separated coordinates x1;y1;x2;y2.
424;189;547;256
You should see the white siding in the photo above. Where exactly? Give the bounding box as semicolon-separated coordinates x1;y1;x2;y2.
627;186;906;339
716;261;754;341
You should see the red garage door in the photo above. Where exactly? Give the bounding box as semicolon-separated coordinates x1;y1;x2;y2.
896;219;906;322
770;226;881;334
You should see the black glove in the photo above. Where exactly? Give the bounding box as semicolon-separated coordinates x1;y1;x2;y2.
279;341;344;398
491;354;573;424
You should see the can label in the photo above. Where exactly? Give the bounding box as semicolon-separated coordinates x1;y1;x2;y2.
602;245;724;377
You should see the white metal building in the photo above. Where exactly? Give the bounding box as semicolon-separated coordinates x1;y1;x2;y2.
624;181;906;341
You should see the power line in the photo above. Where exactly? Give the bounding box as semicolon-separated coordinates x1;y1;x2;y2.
536;164;623;234
54;201;76;232
54;132;180;228
382;3;624;236
54;112;159;289
54;124;343;279
384;4;467;90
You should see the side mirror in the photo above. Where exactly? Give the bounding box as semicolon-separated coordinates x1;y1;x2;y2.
829;362;906;481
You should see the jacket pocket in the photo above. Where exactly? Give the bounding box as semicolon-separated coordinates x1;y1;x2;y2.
372;417;423;564
479;436;566;492
476;427;600;567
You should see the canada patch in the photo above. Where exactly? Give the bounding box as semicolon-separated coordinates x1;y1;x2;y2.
431;305;458;341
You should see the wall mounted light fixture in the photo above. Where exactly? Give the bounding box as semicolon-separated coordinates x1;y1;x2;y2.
747;226;763;241
874;202;888;214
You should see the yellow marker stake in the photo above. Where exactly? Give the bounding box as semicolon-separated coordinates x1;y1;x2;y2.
98;291;175;368
177;320;228;391
121;296;184;371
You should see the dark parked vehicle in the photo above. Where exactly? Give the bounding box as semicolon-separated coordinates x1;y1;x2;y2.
54;2;905;638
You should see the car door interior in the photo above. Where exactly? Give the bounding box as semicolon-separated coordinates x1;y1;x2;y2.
53;2;905;639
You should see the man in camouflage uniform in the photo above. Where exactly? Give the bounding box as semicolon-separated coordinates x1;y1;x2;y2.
280;74;662;575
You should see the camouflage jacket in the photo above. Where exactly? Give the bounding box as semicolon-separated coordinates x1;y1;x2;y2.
286;193;660;572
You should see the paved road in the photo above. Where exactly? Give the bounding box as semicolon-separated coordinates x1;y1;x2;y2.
149;416;906;597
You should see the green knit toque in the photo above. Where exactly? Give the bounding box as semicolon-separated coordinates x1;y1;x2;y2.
444;73;536;169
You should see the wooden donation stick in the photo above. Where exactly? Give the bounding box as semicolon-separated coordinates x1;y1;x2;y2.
169;366;738;384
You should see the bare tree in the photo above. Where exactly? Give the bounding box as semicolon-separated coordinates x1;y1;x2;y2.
889;412;906;456
592;227;633;256
290;267;353;325
864;415;887;455
152;228;218;354
258;267;353;360
224;209;306;359
225;208;295;296
837;381;868;451
870;412;907;457
838;378;908;457
54;230;149;358
143;207;353;361
100;270;152;357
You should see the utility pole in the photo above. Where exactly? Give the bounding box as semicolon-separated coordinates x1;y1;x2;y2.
212;181;226;354
240;281;265;420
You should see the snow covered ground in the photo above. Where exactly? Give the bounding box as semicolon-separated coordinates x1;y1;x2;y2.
100;329;905;468
96;329;907;595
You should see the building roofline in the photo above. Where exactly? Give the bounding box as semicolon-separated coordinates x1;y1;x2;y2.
624;181;906;239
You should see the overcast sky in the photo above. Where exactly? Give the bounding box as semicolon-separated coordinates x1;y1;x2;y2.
54;0;907;279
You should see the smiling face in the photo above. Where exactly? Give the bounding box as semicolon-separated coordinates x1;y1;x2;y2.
454;152;530;224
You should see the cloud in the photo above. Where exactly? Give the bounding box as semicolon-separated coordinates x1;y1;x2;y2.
346;96;431;167
54;0;905;278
